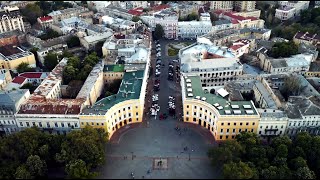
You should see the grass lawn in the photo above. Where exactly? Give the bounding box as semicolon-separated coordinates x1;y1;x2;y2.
168;47;179;56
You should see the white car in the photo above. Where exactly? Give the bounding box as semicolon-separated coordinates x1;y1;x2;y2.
172;59;179;63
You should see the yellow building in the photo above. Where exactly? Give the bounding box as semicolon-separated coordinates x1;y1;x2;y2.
0;45;36;71
103;64;125;84
181;76;260;141
79;70;146;139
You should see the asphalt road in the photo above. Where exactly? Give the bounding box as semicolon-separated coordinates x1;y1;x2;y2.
97;39;220;179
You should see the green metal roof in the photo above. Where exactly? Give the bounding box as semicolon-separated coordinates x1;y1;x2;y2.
103;64;125;72
82;70;144;115
185;76;258;116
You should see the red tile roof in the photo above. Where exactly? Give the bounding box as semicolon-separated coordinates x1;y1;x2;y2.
230;45;243;51
12;76;26;84
128;7;144;16
151;4;170;12
231;19;239;24
19;72;43;79
224;12;246;21
39;16;53;22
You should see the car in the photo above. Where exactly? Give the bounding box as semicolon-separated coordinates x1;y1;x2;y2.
156;44;160;47
157;61;161;65
156;64;161;68
168;64;174;68
156;54;161;58
172;59;179;63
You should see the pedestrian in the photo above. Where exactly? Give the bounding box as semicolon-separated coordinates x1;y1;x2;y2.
142;176;144;179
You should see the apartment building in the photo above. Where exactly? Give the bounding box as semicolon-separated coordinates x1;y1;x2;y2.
0;45;36;71
37;16;54;29
234;1;256;12
293;31;320;47
0;69;12;90
140;9;178;39
181;75;260;141
210;1;233;11
48;7;93;24
216;11;265;29
79;31;113;50
285;96;320;138
177;21;212;39
179;38;243;87
0;89;30;135
275;1;310;20
257;109;288;140
0;6;25;33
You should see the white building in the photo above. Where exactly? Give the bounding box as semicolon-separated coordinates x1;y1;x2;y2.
257;108;288;140
212;20;233;32
179;38;243;87
275;1;310;20
80;31;113;50
210;1;233;11
285;96;320;138
0;6;25;33
228;39;251;58
177;21;212;39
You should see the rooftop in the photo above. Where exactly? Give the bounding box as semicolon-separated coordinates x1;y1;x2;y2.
38;16;53;22
12;76;26;84
19;72;49;79
0;89;29;113
0;45;23;56
254;81;277;109
82;70;144;115
103;64;125;72
184;76;258;116
83;31;113;43
285;96;320;119
294;31;320;41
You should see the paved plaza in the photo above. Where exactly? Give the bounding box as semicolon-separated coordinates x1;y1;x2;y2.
97;40;221;179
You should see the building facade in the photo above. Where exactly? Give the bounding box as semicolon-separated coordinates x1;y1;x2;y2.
0;45;36;71
0;6;25;33
177;21;212;39
275;1;310;20
210;1;233;11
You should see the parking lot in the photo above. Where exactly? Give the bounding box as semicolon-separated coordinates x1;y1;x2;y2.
98;39;220;179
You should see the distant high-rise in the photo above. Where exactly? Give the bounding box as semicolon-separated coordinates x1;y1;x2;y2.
234;1;256;12
210;1;233;11
0;6;25;34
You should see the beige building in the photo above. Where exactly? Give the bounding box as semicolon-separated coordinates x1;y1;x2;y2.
234;1;256;12
0;45;36;71
293;31;320;47
103;64;125;84
0;69;12;90
48;7;93;24
233;9;261;18
0;6;25;33
211;1;233;11
181;75;260;141
79;31;114;50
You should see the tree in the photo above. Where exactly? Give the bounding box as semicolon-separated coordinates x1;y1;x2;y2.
260;166;279;179
154;24;164;40
59;50;74;59
294;167;316;179
300;9;312;24
14;165;32;179
132;16;141;22
207;140;243;166
223;161;254;179
44;53;58;71
26;155;47;178
186;12;199;21
38;29;61;41
20;83;37;93
21;4;43;25
67;56;81;69
66;36;81;48
94;41;105;58
283;75;302;97
63;66;77;85
65;159;91;179
289;157;308;170
16;62;33;73
105;91;113;97
268;41;299;58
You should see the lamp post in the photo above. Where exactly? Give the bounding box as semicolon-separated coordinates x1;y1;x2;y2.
189;152;190;161
131;152;133;160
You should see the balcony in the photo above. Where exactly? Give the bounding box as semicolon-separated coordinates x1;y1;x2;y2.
265;128;278;132
261;134;280;137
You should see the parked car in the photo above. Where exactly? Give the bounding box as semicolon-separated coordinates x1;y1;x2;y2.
172;59;179;63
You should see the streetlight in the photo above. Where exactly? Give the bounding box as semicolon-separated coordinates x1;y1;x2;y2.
131;152;133;160
189;152;190;161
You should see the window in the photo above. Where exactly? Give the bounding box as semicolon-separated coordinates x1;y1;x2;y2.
97;123;99;126
194;112;196;116
245;129;247;132
39;122;42;127
55;123;58;127
259;131;261;134
220;136;222;139
228;123;230;126
186;111;189;115
75;123;78;127
233;129;235;133
251;129;254;132
61;123;65;127
226;129;229;133
193;118;196;122
86;122;89;125
226;135;229;139
91;122;94;125
239;129;242;132
68;123;71;127
281;125;283;128
240;123;243;126
232;135;235;139
221;123;224;126
252;122;255;125
136;112;138;116
186;117;189;121
220;129;223;132
234;123;236;126
20;122;23;127
205;110;207;113
194;106;197;109
26;122;30;127
123;108;125;112
187;105;189;108
128;107;131;110
129;119;132;122
81;122;84;125
32;122;36;126
279;131;282;134
129;113;131;117
136;118;139;121
246;122;249;125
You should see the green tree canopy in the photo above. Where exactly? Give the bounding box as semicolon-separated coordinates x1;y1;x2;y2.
66;36;81;48
14;165;32;179
63;65;78;85
21;4;43;25
223;161;254;179
16;62;33;73
65;159;91;179
44;53;58;71
132;16;141;22
154;24;164;40
268;41;299;58
26;155;47;178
